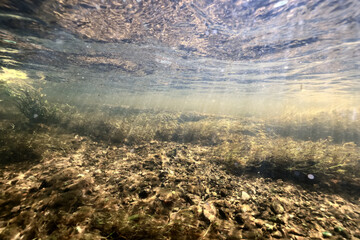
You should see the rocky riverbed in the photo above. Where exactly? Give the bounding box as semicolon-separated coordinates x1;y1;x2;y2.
1;137;359;239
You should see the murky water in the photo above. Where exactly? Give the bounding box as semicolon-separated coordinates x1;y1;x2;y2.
1;1;360;239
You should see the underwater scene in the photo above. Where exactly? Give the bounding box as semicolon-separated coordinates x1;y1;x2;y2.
0;0;360;239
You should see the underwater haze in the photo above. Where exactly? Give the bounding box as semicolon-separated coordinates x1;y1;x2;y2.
1;0;360;239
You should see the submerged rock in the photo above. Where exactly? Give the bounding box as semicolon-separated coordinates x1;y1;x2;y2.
241;191;251;201
272;230;283;238
271;201;284;214
201;202;217;223
322;231;332;238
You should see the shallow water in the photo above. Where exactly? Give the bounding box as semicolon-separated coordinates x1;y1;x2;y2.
0;0;360;239
1;0;359;115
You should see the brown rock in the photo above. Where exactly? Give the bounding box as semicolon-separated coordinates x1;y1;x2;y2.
228;229;242;240
183;193;201;205
242;229;262;239
264;223;275;231
286;227;306;237
240;204;252;213
254;219;264;228
272;230;283;238
241;191;251;201
271;202;284;214
244;218;256;230
202;202;217;223
260;209;272;219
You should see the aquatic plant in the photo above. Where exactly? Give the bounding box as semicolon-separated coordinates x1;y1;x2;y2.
64;111;224;145
267;109;360;145
0;128;41;164
214;131;360;185
6;87;59;124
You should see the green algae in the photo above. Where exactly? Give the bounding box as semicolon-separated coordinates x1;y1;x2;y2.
0;84;359;196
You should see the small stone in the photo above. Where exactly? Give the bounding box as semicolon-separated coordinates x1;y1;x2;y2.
322;231;332;238
271;202;284;214
265;223;275;231
28;176;37;181
11;206;20;213
277;214;288;224
334;226;344;232
166;149;177;158
241;191;251;201
240;204;251;213
287;227;305;236
272;230;283;238
242;229;262;239
202;202;217;223
260;209;271;219
228;229;242;239
244;216;256;230
254;219;264;228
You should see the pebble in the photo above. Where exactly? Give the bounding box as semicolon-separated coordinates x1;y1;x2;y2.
242;229;262;239
272;230;283;238
202;202;217;223
271;202;284;214
240;204;251;213
287;227;305;236
334;226;344;232
11;206;20;213
254;219;264;227
241;191;251;201
265;223;275;231
322;231;332;238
